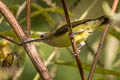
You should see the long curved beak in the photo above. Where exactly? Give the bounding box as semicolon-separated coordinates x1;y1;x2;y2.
21;38;44;45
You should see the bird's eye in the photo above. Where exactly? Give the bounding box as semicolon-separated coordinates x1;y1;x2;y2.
40;35;44;38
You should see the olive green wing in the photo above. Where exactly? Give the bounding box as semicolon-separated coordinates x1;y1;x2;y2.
54;19;90;36
54;16;109;36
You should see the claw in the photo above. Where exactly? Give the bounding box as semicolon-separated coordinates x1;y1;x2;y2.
72;50;80;56
72;42;85;56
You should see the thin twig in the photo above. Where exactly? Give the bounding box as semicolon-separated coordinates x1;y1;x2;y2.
26;0;31;37
87;0;119;80
43;0;56;8
0;34;43;46
61;0;86;80
16;1;26;18
0;1;52;80
79;0;98;20
86;42;103;67
45;48;58;66
0;35;21;46
0;16;4;24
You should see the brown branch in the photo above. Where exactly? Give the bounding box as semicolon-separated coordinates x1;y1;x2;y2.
0;1;52;80
26;0;31;37
86;42;103;67
87;0;119;80
61;0;86;80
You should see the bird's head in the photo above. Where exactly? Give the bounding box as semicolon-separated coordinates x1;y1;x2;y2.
36;32;50;41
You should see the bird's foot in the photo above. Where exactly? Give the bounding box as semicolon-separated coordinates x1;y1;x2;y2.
78;42;86;50
72;50;80;56
72;42;86;56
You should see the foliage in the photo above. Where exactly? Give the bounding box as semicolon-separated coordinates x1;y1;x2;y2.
0;0;120;80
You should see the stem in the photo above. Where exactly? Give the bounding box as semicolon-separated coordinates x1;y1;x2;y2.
0;1;52;80
61;0;86;80
0;35;21;46
87;0;119;80
26;0;31;37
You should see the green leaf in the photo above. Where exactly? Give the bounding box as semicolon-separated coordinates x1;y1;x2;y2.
31;3;72;16
54;60;120;76
19;3;72;29
108;27;120;40
98;26;120;40
0;30;40;39
9;4;19;16
0;30;17;38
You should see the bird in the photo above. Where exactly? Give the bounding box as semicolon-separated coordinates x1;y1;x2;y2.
23;16;109;48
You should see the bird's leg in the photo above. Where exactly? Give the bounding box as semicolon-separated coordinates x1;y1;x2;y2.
68;29;85;56
72;42;86;56
72;50;80;56
77;41;86;50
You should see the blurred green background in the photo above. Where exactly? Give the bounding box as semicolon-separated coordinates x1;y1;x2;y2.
0;0;120;80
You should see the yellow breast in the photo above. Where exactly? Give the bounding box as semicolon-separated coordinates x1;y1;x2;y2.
44;25;95;47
